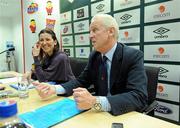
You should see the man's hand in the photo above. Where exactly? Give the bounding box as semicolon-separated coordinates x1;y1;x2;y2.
32;81;56;99
73;87;96;110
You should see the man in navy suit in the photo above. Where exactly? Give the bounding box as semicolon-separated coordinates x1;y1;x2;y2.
34;14;148;116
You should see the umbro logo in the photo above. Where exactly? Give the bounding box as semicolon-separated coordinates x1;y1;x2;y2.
96;4;105;12
120;14;132;24
78;23;85;31
78;23;85;28
153;27;170;36
159;67;168;78
63;38;69;43
153;27;170;39
120;14;132;21
159;67;169;74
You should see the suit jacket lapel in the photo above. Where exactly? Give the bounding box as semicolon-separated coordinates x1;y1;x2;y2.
110;43;123;89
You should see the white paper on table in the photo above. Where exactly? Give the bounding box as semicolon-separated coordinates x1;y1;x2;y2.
0;77;18;84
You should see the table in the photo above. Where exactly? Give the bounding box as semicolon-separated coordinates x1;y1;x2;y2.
0;72;179;128
0;71;20;78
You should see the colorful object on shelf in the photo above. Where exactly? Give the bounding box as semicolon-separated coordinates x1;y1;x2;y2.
27;2;38;14
29;19;36;33
46;1;53;15
46;18;56;30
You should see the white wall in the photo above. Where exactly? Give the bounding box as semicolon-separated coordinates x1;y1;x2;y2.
0;0;23;73
12;15;23;73
0;18;13;71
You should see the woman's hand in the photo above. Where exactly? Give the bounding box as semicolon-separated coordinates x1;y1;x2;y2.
23;71;32;82
32;42;41;57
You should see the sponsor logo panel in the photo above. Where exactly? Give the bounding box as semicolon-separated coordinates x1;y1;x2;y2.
60;11;71;23
144;22;180;42
114;0;140;11
74;20;89;33
91;0;111;16
75;47;90;58
118;27;140;43
63;47;74;57
156;83;179;102
75;34;90;46
114;9;140;27
145;1;180;23
155;101;179;122
61;23;72;35
73;6;89;21
62;36;73;46
145;63;180;83
144;44;180;62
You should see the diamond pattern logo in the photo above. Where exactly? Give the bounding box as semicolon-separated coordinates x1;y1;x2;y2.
77;23;85;31
96;4;105;11
159;67;169;74
63;38;69;43
78;23;84;28
120;14;132;21
153;27;170;36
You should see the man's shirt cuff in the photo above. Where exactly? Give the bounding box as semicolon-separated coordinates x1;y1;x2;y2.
96;96;111;112
54;85;66;94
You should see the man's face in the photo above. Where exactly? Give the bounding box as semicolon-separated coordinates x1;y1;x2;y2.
89;18;109;52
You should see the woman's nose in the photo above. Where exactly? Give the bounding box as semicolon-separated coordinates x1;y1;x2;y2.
41;41;46;45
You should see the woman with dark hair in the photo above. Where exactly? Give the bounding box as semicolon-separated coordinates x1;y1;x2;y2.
27;28;75;84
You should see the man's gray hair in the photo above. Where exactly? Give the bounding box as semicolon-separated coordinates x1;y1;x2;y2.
91;14;119;40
